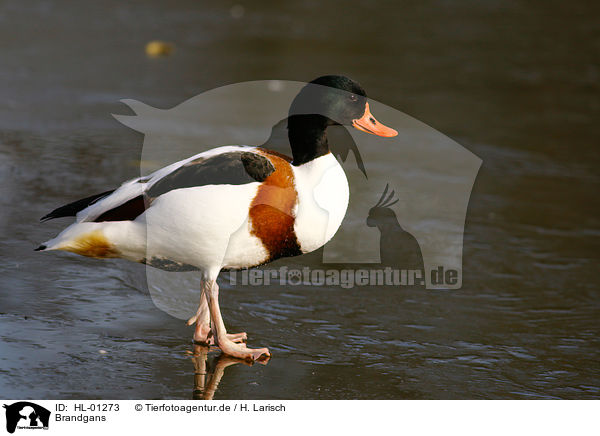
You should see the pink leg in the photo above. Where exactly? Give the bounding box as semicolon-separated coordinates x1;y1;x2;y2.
187;289;247;345
187;291;211;343
204;280;270;362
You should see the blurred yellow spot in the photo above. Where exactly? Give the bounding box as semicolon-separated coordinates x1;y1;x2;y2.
145;41;174;57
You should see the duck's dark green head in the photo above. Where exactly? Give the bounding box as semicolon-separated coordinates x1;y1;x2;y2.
289;75;397;137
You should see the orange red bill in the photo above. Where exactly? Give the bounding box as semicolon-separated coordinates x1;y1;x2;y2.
352;103;398;137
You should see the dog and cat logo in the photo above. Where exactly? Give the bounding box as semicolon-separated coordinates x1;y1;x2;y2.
3;402;50;433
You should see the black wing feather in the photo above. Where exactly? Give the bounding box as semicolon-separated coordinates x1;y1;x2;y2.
147;151;274;199
40;189;115;222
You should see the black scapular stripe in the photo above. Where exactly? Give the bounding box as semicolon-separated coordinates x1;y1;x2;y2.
146;151;275;199
94;195;148;222
40;189;114;222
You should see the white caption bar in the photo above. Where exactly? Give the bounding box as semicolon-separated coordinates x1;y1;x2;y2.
0;400;596;435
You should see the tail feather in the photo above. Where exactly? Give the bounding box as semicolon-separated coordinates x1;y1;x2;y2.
40;190;115;222
35;221;145;261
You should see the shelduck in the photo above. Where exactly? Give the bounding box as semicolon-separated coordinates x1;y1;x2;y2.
36;75;397;361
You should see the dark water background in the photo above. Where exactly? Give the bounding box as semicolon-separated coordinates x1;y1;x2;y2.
0;0;598;399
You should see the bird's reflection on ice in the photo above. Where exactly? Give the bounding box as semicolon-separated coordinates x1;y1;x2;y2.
188;344;269;400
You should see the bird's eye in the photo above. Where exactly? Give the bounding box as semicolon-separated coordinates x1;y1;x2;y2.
349;94;358;102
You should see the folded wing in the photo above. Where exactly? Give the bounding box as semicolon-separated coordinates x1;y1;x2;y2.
40;146;275;224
